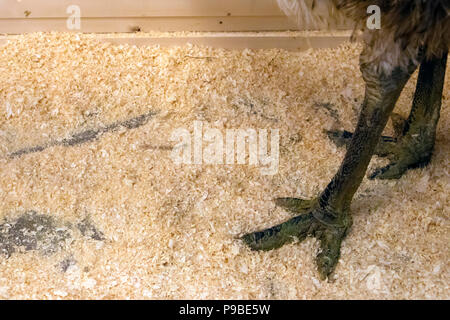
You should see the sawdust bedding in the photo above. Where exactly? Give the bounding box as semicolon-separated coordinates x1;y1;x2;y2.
0;32;448;299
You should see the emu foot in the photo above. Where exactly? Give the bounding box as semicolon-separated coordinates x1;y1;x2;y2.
242;198;351;280
368;135;433;179
326;130;397;158
327;128;434;180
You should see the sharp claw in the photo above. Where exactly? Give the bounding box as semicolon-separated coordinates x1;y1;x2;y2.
369;163;404;180
316;252;336;280
326;130;353;148
274;197;315;214
242;232;259;249
315;227;347;280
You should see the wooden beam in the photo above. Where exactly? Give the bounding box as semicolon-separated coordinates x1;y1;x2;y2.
0;0;284;18
0;31;352;50
0;17;300;34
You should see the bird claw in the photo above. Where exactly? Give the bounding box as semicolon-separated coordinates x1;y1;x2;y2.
242;198;351;279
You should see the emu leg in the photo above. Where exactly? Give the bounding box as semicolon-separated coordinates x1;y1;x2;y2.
328;52;448;179
370;52;448;179
243;61;418;280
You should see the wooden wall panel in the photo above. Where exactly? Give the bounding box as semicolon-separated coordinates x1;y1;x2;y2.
0;0;293;33
0;0;351;33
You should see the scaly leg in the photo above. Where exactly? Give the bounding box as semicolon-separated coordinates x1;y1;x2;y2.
243;57;419;279
328;52;448;179
371;52;448;179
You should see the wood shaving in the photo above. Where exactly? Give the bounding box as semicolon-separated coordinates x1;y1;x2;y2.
0;32;448;299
